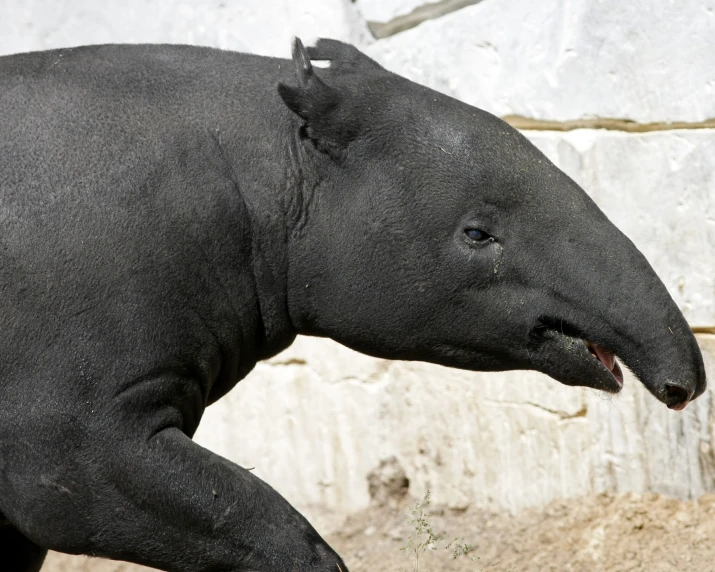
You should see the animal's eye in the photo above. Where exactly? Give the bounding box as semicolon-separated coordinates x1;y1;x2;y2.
465;228;491;242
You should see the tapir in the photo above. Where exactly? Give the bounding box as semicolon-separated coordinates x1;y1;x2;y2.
0;38;706;571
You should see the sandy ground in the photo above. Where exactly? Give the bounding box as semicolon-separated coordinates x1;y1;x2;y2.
42;492;715;572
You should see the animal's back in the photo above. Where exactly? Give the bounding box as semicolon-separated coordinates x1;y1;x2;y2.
0;43;286;200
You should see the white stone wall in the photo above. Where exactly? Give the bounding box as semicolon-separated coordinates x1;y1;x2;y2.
1;0;713;520
0;0;368;58
364;0;715;122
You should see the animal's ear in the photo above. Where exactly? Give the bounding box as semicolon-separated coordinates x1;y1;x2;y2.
278;38;357;159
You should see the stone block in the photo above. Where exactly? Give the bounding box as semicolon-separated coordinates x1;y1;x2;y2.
0;0;362;58
356;0;430;23
366;0;715;122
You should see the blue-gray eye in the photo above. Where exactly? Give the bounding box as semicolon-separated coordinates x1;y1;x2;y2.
465;228;490;242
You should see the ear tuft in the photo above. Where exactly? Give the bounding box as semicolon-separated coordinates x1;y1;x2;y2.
306;38;384;72
279;36;341;122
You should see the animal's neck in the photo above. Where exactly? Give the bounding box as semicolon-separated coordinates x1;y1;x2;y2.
185;53;310;363
222;122;304;363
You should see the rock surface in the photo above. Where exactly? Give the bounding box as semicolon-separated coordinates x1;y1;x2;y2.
0;0;367;58
366;0;715;122
356;0;432;23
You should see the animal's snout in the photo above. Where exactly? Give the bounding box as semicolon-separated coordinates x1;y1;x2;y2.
664;383;694;411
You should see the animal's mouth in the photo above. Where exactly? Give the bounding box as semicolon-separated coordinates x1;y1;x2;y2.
528;316;700;411
533;325;696;410
529;316;625;394
584;340;624;388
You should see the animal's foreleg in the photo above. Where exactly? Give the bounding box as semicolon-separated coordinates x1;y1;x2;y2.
84;425;347;572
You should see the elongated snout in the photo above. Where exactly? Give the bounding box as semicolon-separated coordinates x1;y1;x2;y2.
574;242;706;410
608;238;706;409
530;207;707;410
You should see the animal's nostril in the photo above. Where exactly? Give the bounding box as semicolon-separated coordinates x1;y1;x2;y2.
665;383;693;410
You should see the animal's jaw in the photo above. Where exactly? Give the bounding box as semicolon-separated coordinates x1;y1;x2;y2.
529;320;697;411
528;326;626;395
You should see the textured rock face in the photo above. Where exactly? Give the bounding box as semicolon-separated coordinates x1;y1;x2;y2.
1;0;714;564
365;0;715;123
357;0;432;23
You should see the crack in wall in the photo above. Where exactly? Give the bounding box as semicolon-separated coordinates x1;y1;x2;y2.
503;115;715;133
367;0;485;39
481;398;588;421
266;357;307;366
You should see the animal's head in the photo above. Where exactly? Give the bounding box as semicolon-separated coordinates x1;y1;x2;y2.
279;38;706;410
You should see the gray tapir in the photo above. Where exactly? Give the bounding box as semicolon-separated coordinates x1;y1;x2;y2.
0;38;706;571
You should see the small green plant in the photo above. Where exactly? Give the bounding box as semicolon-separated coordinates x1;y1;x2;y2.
445;535;473;560
401;490;500;571
402;490;442;572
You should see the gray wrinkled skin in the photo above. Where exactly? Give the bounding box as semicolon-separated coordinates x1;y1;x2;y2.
0;39;705;571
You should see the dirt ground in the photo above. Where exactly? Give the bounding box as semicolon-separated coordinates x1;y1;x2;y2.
43;492;715;572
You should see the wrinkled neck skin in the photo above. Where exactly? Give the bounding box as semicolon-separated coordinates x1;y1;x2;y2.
204;122;297;370
249;118;344;343
153;58;322;385
254;141;313;358
282;133;331;334
222;111;317;365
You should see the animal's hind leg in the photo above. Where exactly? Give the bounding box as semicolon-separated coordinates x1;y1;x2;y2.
0;521;47;572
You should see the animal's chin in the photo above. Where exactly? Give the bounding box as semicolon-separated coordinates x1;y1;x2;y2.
529;327;625;394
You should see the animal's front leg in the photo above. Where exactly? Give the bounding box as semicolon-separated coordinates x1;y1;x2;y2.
90;427;345;571
74;373;348;572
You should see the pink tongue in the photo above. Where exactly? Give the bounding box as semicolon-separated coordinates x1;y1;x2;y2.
592;343;616;371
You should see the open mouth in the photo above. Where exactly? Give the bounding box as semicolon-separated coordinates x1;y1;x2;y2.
584;340;624;388
530;316;625;393
530;317;697;410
